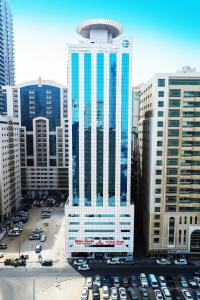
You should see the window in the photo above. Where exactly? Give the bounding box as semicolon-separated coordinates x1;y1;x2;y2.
154;230;160;235
157;141;163;146
195;216;198;224
168;217;175;245
155;198;161;203
158;79;165;87
155;215;160;219
157;151;162;156
157;121;163;127
166;196;176;203
169;99;180;107
157;131;163;137
168;139;179;146
178;230;181;244
168;149;179;156
158;111;163;117
179;216;182;224
155;207;160;212
166;187;177;193
183;230;187;244
169;109;180;117
169;89;181;97
167;168;177;176
168;129;179;137
156;160;162;166
168;120;180;127
167;177;177;184
158;91;164;97
156;170;162;175
158;101;164;107
154;238;159;243
184;216;187;224
169;79;200;85
190;217;193;224
155;188;161;194
156;179;161;184
167;158;178;165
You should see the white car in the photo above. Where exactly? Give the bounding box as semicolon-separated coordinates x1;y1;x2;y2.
188;278;198;288
85;277;93;288
182;289;193;300
107;258;120;265
111;287;118;300
102;286;109;299
74;259;87;266
154;289;164;300
140;273;148;288
119;287;127;300
40;235;47;242
78;264;90;271
0;253;4;258
174;259;187;265
113;276;120;287
180;276;188;288
81;286;88;300
156;259;171;265
158;276;166;287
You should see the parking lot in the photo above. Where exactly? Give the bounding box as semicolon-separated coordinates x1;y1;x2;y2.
0;205;66;264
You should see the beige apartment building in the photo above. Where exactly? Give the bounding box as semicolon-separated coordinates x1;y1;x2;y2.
138;67;200;255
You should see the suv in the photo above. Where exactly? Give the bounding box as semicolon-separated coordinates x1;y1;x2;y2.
92;285;100;300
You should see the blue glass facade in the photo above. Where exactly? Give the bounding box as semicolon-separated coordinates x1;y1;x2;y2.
108;53;117;206
96;53;104;206
84;53;92;206
120;54;129;206
20;85;61;131
71;53;79;206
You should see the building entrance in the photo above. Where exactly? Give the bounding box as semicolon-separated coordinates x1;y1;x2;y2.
190;230;200;253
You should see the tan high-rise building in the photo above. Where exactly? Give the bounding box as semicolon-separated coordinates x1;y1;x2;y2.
138;67;200;256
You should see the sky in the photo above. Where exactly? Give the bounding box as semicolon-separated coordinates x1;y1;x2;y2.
10;0;200;86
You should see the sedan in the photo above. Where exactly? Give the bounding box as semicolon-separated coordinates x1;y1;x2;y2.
40;235;47;242
113;276;120;288
140;287;149;300
128;288;138;300
0;243;7;249
81;286;89;300
111;287;118;300
119;287;127;300
94;275;101;288
85;277;93;288
194;291;200;300
154;289;164;300
188;278;198;288
74;259;87;266
156;259;171;265
180;276;189;288
78;264;90;271
182;289;193;300
174;259;187;265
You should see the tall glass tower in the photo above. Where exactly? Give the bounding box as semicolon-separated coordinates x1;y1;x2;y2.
0;0;15;114
66;19;134;258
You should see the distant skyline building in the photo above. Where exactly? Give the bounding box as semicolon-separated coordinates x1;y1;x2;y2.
0;115;21;222
3;78;68;199
138;67;200;255
66;19;134;258
0;0;15;114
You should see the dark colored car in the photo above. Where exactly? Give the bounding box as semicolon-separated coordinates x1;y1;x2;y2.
166;275;175;287
92;285;100;300
123;276;129;288
171;289;182;300
140;287;149;300
130;275;138;288
41;259;53;266
0;243;7;249
103;275;112;287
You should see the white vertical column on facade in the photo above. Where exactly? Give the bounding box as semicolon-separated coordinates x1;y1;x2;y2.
115;52;122;206
91;51;97;204
127;49;133;204
68;53;73;204
79;53;85;206
103;52;109;206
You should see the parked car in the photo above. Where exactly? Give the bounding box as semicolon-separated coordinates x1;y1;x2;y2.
171;289;182;300
102;286;109;300
161;287;172;300
158;276;167;287
0;253;4;258
174;259;187;265
85;277;93;289
111;287;118;300
107;257;120;265
128;287;138;300
29;234;41;240
180;276;189;288
40;235;47;242
182;289;193;300
41;213;51;219
4;258;12;265
156;259;171;265
166;276;175;287
8;230;19;236
149;274;159;288
35;245;42;253
94;275;101;288
122;276;129;288
92;284;100;300
130;275;138;287
188;278;198;288
119;287;127;300
78;264;90;271
154;289;164;300
42;208;52;213
0;243;7;249
140;287;149;300
194;277;200;288
81;286;89;300
41;259;53;266
103;275;112;287
140;273;148;288
33;227;43;234
194;290;200;300
113;276;120;288
74;259;87;266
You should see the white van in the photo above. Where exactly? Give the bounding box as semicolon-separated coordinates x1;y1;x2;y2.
161;287;172;300
149;274;159;288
